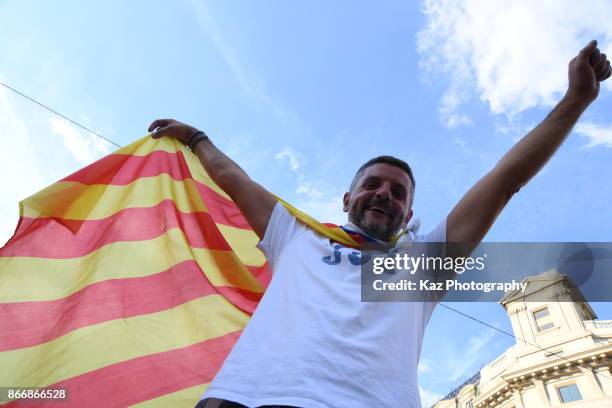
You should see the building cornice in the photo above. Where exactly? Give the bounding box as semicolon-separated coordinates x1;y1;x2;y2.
473;346;612;407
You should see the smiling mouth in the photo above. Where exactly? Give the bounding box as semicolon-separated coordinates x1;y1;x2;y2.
367;206;388;216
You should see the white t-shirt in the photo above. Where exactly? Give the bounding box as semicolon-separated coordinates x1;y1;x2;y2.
201;203;446;408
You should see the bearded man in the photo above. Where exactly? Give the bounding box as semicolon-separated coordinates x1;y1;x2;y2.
148;41;610;408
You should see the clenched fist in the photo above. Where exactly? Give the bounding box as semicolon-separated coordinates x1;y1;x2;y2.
567;40;611;105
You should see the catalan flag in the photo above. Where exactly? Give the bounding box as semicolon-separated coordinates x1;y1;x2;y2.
0;135;365;407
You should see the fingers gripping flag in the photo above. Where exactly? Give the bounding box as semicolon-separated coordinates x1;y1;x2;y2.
0;136;273;407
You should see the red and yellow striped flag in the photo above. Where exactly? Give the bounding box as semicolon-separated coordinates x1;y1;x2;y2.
0;136;275;407
0;136;363;407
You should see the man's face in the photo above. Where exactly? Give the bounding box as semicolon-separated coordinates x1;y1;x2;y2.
343;163;413;242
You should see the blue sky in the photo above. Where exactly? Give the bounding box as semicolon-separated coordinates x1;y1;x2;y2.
1;1;611;406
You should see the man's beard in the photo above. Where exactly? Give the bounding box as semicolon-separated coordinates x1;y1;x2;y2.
350;198;404;242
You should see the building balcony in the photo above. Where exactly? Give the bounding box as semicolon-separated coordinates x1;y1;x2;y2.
584;319;612;331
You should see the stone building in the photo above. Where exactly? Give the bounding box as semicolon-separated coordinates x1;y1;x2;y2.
432;270;612;408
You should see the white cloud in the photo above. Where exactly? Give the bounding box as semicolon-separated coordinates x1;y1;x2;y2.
574;122;612;148
419;386;440;408
418;0;612;127
453;136;471;153
274;146;331;201
0;83;114;246
274;147;301;171
49;117;110;163
273;145;342;220
0;87;45;245
418;358;431;374
296;181;323;199
296;195;345;225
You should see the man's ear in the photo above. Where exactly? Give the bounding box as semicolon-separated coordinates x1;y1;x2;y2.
343;192;350;213
403;209;413;227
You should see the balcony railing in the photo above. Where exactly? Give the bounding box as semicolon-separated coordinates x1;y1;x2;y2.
439;371;481;402
584;320;612;329
489;354;506;369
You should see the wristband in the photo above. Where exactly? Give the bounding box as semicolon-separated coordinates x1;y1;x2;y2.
187;131;209;151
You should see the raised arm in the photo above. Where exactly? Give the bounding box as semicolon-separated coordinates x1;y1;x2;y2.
447;40;610;248
147;119;277;239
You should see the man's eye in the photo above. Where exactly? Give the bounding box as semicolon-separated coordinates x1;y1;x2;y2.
393;190;405;199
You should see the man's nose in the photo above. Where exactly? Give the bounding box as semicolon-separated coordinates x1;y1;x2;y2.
374;183;392;200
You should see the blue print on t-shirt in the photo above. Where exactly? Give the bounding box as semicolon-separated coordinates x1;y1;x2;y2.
322;242;370;266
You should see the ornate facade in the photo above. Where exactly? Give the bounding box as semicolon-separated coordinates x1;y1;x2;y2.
433;270;612;408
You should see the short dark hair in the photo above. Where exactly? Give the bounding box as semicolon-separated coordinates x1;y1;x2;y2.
349;155;415;207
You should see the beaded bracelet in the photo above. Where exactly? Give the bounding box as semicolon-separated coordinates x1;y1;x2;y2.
187;131;208;151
